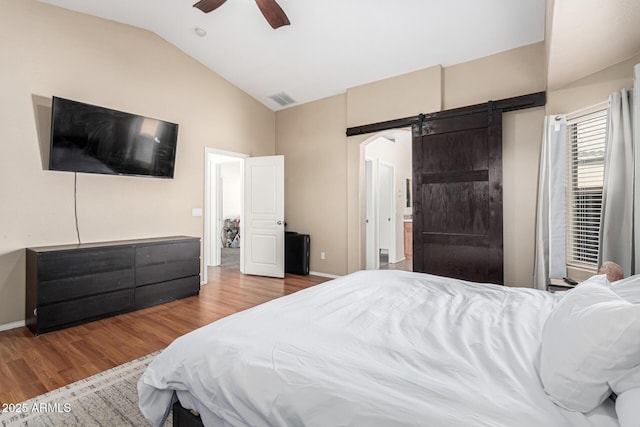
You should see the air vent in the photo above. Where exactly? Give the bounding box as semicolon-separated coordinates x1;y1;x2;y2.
268;92;296;107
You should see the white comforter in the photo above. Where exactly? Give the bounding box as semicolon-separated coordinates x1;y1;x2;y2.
138;270;618;427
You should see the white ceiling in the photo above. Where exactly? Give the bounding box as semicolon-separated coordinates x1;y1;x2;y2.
38;0;545;111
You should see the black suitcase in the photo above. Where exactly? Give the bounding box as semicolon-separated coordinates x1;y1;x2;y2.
285;232;310;275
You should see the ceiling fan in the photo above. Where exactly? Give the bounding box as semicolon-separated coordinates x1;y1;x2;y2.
193;0;290;29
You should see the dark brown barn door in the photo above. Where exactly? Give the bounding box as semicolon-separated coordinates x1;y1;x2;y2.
412;106;503;284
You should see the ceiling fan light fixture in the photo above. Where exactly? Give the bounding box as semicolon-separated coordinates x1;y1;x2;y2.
193;0;227;14
194;0;289;30
254;0;290;29
194;27;207;37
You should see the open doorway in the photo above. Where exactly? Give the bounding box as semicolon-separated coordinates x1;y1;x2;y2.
204;151;286;283
363;130;412;271
204;149;248;284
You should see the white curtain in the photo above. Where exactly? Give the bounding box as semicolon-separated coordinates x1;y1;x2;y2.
533;116;567;290
599;64;639;276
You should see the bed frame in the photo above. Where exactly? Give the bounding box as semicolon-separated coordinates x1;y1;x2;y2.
172;402;204;427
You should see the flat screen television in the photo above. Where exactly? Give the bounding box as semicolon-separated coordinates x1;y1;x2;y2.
49;96;178;178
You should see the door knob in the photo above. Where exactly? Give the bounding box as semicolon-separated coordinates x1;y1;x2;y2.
277;220;283;225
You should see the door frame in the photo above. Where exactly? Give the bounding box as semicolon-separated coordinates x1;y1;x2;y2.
365;158;377;269
362;131;410;270
203;148;249;285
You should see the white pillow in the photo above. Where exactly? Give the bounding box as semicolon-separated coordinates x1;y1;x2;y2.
612;274;640;304
539;274;640;412
616;388;640;427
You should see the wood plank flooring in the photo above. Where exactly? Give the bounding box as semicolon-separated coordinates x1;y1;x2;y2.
0;267;329;404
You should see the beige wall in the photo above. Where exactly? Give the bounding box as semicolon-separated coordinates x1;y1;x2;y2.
502;107;546;286
443;42;547;109
0;0;275;326
347;66;442;127
275;95;348;275
546;53;640;115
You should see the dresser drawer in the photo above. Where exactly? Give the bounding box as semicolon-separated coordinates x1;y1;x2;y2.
37;288;134;332
134;276;200;309
136;259;200;286
39;268;134;305
135;240;199;267
37;246;134;281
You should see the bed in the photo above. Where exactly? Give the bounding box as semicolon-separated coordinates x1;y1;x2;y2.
138;270;640;427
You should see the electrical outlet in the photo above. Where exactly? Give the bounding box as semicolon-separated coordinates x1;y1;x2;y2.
320;251;326;260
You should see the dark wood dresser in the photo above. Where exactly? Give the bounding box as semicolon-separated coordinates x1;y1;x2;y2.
25;236;200;335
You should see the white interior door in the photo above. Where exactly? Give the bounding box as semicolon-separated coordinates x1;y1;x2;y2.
378;161;395;263
365;159;377;269
243;155;285;278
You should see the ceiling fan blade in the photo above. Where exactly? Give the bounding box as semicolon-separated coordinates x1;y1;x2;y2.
254;0;290;29
193;0;227;13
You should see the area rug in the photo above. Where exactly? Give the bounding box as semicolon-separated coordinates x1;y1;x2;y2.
0;351;170;427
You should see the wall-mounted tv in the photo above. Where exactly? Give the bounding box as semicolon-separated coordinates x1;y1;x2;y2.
49;97;178;178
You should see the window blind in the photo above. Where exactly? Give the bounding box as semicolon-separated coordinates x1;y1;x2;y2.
565;110;607;268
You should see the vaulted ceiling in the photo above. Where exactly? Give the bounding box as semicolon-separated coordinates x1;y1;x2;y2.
37;1;640;110
37;0;545;110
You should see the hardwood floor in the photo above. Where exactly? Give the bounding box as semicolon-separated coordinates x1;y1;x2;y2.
0;267;329;404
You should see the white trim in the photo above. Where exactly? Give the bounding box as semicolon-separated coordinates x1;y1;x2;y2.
566;100;609;121
205;147;251;159
0;320;25;332
360;129;412;271
364;158;378;270
378;160;397;264
309;271;341;279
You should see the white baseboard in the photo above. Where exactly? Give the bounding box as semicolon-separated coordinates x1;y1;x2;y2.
0;320;25;332
310;271;341;280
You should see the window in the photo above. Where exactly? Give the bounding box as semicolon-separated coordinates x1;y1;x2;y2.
565;109;608;270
